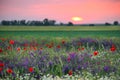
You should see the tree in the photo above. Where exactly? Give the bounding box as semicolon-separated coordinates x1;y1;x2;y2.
43;18;49;26
60;22;64;26
49;20;56;26
105;22;111;26
20;20;26;25
67;22;73;26
1;20;10;25
113;21;119;25
89;24;94;26
10;20;18;25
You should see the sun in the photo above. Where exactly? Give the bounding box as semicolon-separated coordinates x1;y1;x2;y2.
72;17;83;21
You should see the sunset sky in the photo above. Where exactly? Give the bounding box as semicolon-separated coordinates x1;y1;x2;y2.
0;0;120;24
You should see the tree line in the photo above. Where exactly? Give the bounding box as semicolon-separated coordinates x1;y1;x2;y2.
0;18;73;26
88;21;119;26
0;18;119;26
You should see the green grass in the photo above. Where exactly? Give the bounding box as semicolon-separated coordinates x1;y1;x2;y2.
0;31;120;40
0;26;120;40
0;26;120;31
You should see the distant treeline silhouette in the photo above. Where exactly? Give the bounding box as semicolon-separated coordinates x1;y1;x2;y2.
0;18;73;26
0;18;119;26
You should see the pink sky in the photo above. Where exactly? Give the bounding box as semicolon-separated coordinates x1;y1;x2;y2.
0;0;120;24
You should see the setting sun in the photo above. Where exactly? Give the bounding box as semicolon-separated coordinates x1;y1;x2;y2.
72;17;83;21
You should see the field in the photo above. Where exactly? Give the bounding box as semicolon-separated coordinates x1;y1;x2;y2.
0;26;120;31
0;26;120;39
0;26;120;80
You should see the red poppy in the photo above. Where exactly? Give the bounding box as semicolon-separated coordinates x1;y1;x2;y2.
33;47;37;51
23;47;27;51
93;51;98;56
48;45;52;48
28;67;34;72
110;45;116;52
57;45;61;48
0;63;4;67
110;47;116;52
62;40;65;44
1;38;5;42
68;70;72;76
67;56;71;62
17;47;21;51
46;44;49;47
78;48;80;51
0;68;3;72
0;48;3;53
6;68;13;74
40;48;43;50
9;40;14;45
82;47;84;50
7;46;12;50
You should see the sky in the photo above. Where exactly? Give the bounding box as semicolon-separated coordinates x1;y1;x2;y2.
0;0;120;24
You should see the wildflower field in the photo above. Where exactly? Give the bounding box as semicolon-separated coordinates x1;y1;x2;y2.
0;26;120;80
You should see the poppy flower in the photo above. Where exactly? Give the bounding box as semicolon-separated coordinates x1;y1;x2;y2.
93;51;98;56
6;68;13;74
9;40;14;45
23;47;27;51
33;47;37;51
110;45;116;52
0;68;3;72
28;67;34;73
1;38;5;42
110;47;116;52
48;45;52;48
67;56;71;62
0;48;3;53
78;48;80;51
0;63;4;67
62;40;65;44
68;70;72;75
40;48;43;50
7;46;12;50
17;47;21;51
57;45;61;48
82;47;84;50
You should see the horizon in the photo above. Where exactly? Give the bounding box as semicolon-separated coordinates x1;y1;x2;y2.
0;0;120;24
0;19;119;25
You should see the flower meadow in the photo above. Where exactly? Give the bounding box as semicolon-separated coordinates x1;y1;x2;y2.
0;38;120;80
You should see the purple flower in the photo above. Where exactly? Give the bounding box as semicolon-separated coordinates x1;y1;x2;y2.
77;65;82;70
69;52;76;59
21;57;29;68
63;65;69;75
38;50;42;55
29;52;35;57
103;66;110;72
49;61;53;67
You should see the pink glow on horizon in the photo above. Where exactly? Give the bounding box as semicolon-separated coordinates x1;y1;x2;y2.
0;0;120;24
